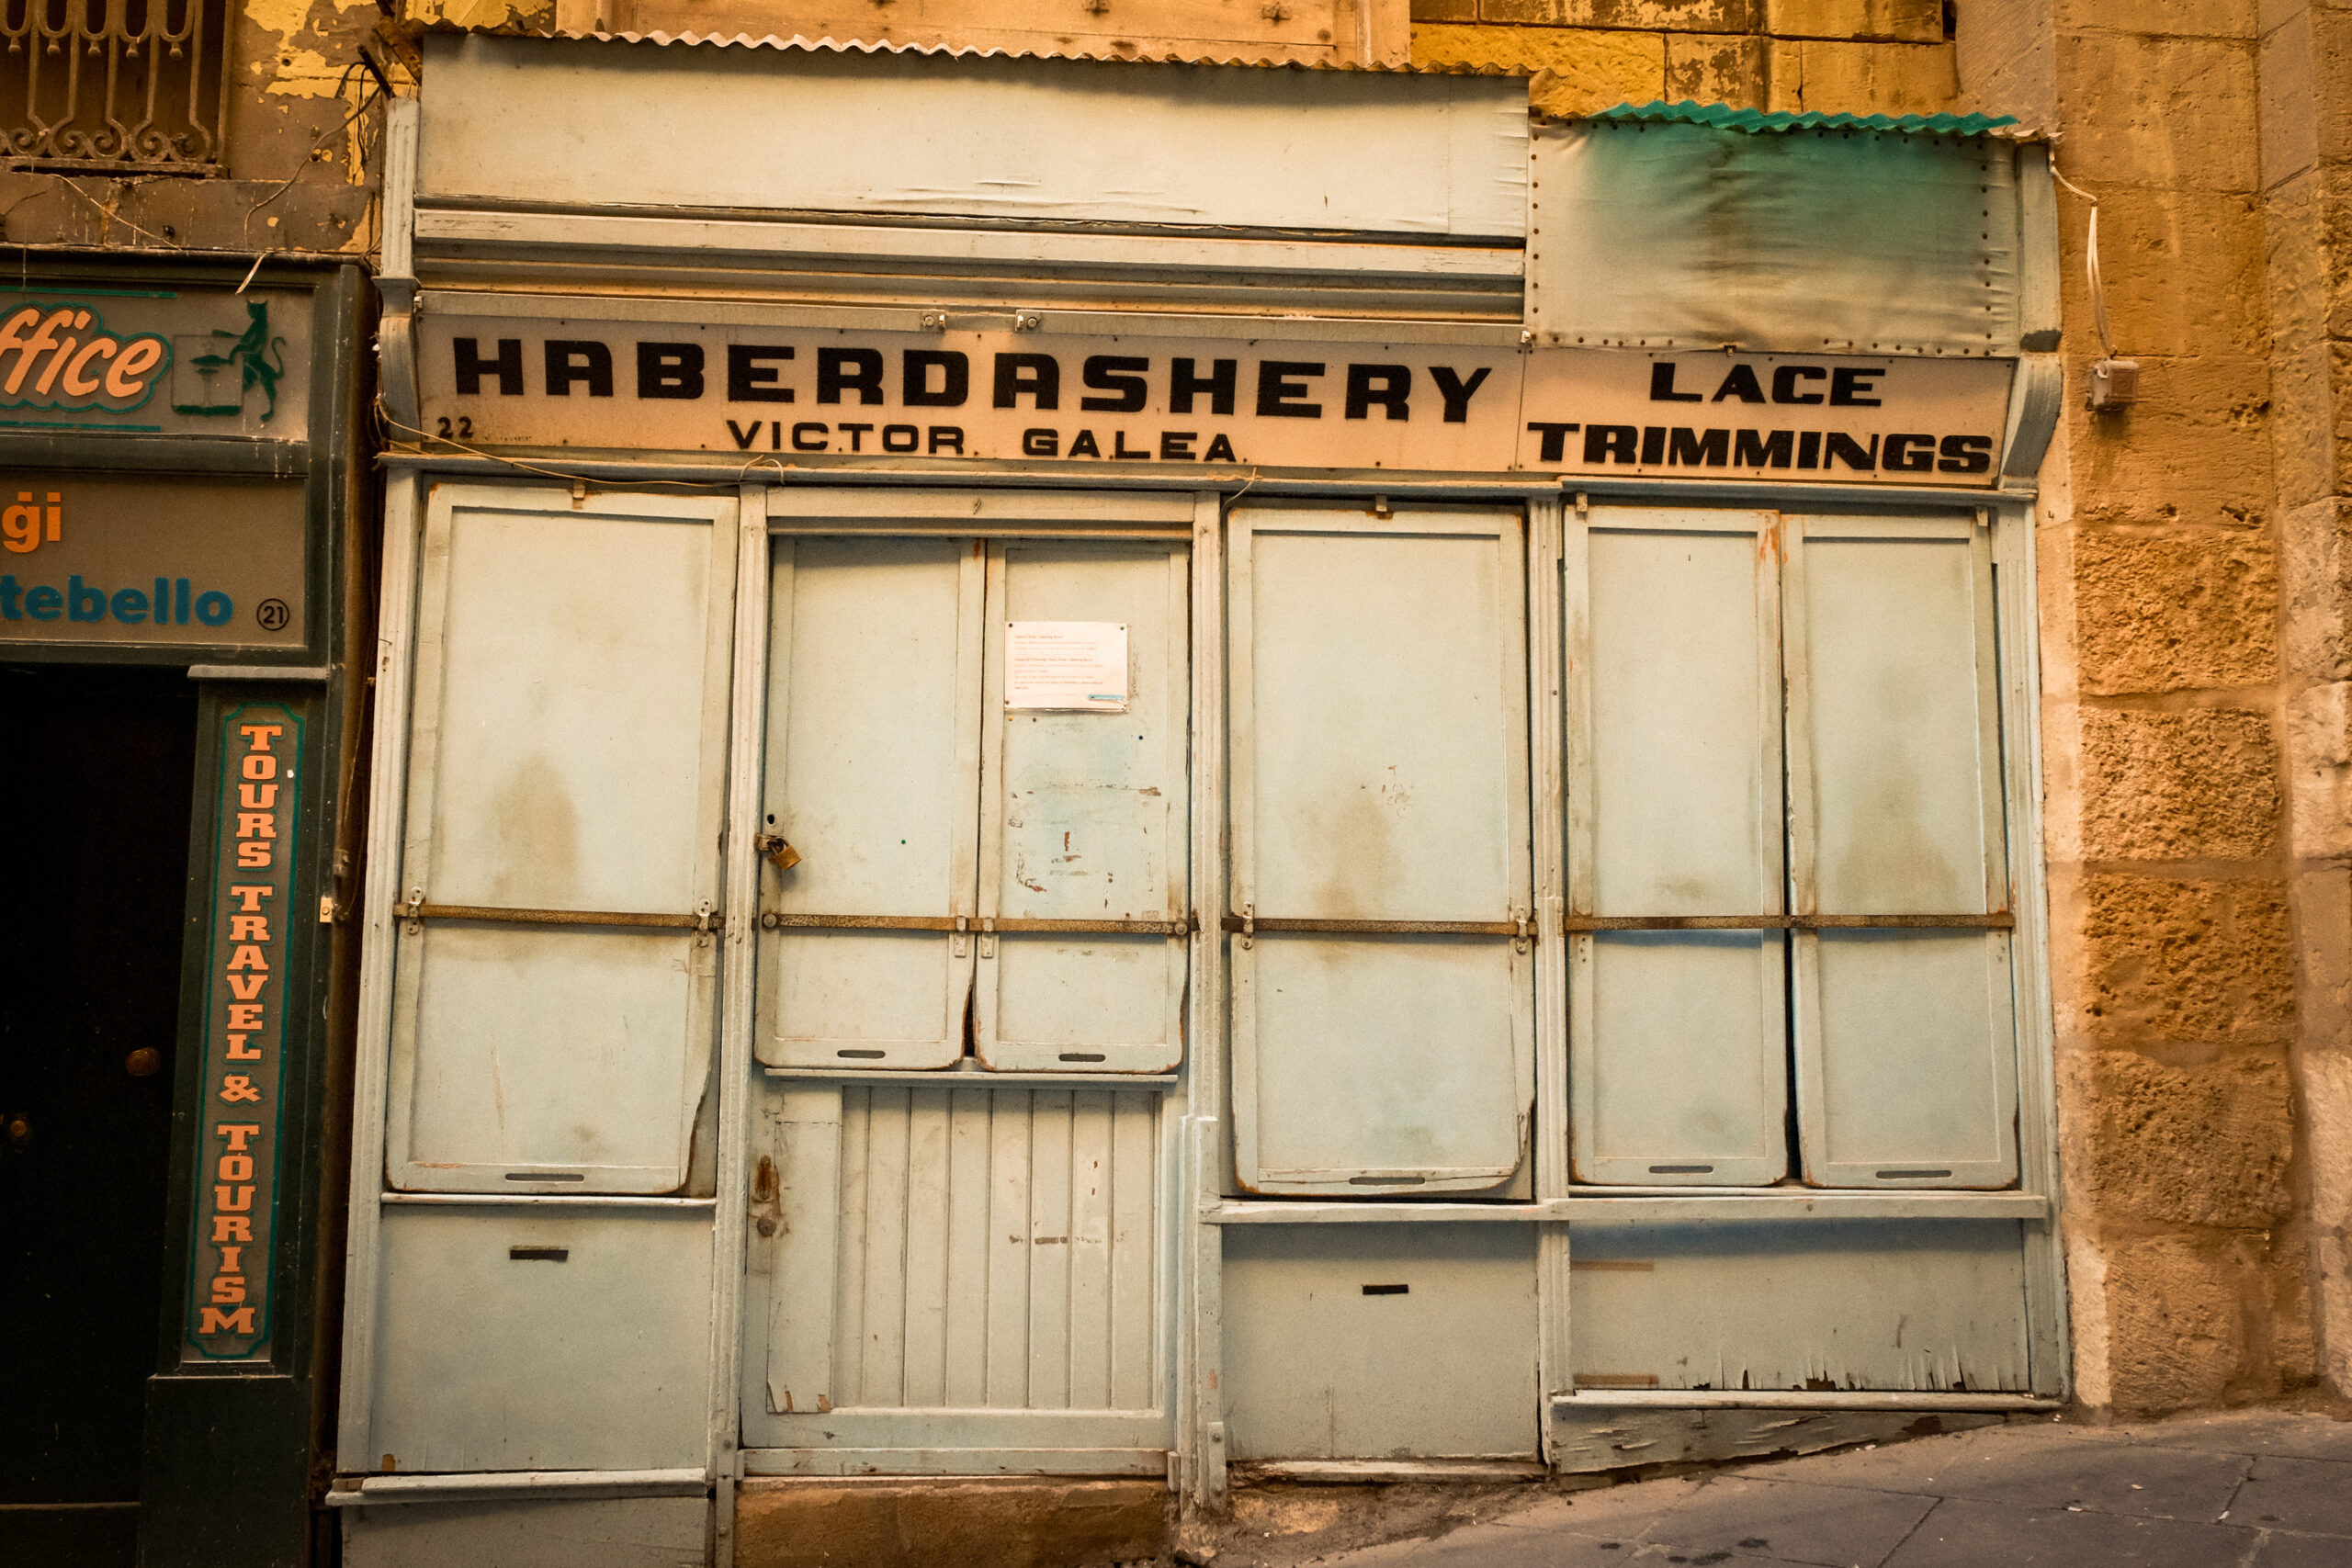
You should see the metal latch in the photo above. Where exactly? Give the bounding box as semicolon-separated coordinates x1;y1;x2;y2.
694;902;718;936
952;914;968;958
1239;903;1254;950
396;887;424;927
1512;908;1535;953
979;916;996;959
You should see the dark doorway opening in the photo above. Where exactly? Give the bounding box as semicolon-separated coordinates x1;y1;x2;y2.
1;663;197;1567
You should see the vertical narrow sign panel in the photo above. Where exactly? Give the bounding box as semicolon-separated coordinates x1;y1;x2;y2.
184;700;303;1362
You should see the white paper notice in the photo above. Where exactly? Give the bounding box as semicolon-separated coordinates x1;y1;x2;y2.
1005;621;1128;712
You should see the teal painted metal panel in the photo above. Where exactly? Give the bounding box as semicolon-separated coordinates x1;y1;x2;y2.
1530;118;2027;356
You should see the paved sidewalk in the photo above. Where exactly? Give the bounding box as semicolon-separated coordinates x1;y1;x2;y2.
1321;1409;2352;1568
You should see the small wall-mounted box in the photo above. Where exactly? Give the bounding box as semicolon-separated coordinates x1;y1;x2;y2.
2086;357;2140;411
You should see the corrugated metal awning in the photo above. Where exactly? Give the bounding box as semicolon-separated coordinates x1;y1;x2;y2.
407;22;1497;73
1571;98;2038;140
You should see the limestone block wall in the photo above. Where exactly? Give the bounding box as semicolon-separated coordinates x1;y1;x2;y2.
2263;0;2352;1402
1406;0;1962;117
2022;1;2334;1419
0;0;395;257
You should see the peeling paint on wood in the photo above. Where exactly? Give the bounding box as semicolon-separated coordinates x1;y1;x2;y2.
1550;1407;2008;1473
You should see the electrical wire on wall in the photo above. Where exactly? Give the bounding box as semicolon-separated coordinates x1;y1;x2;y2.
374;405;786;491
2051;161;2138;410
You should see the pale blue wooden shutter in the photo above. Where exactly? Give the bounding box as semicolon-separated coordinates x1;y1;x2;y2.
1566;507;1789;1185
976;541;1191;1073
385;485;736;1194
1785;514;2018;1188
760;1082;1166;1424
758;537;981;1070
1227;506;1533;1194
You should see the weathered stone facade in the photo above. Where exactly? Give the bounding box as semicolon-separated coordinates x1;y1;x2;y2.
2263;0;2352;1407
28;0;2326;1449
0;0;391;257
1407;0;1960;116
2016;0;2335;1420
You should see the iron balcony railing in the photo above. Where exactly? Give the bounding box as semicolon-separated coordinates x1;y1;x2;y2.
1;0;230;172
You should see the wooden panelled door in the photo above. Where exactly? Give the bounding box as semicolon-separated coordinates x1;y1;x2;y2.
0;666;194;1567
751;528;1186;1466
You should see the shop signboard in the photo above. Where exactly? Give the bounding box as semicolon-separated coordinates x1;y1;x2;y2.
414;317;2015;487
1518;349;2011;484
0;287;311;441
0;472;308;651
182;701;304;1363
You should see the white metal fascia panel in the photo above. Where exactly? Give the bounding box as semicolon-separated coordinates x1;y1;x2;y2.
417;35;1528;239
413;210;1525;284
